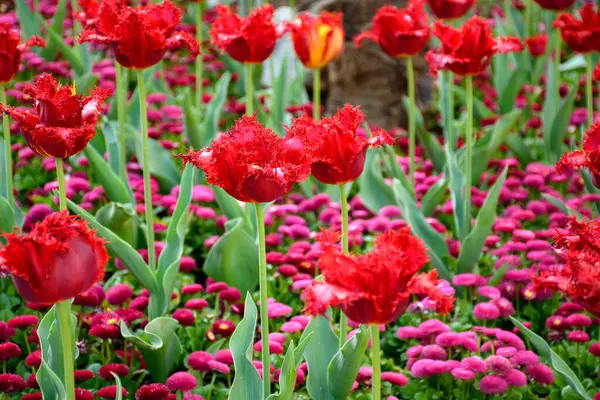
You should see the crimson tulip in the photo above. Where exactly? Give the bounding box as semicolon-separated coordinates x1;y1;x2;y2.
533;0;575;11
0;74;110;159
0;25;45;84
79;0;199;70
0;211;108;304
557;121;600;183
426;0;475;20
210;4;279;64
354;0;430;58
525;33;548;57
286;11;344;69
554;4;600;53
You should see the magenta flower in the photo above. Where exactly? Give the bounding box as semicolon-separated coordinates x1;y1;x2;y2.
473;302;501;320
479;375;508;394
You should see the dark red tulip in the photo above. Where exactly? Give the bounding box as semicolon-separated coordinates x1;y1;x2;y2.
210;4;279;64
303;228;454;324
0;25;45;84
533;0;575;11
79;0;199;70
554;4;600;53
0;211;108;305
557;121;600;183
286;11;344;69
354;0;430;58
178;115;313;203
426;16;524;76
525;33;548;57
426;0;475;20
0;74;110;159
286;105;394;185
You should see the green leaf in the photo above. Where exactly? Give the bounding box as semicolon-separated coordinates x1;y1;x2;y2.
403;95;445;172
120;318;182;382
67;200;158;294
505;133;534;165
457;167;508;274
488;264;509;287
102;121;125;177
541;193;582;218
446;146;467;240
486;110;522;158
36;307;67;400
392;179;452;281
358;149;395;213
302;316;338;400
454;84;493;120
151;164;195;319
499;69;528;115
545;85;577;163
269;57;288;135
560;54;586;72
15;0;40;38
38;14;84;75
113;374;124;400
95;202;138;247
84;145;132;204
510;317;592;400
213;186;246;221
439;71;456;149
267;341;297;400
229;294;263;400
181;91;203;150
0;196;16;243
327;325;371;400
202;72;232;146
40;0;67;61
383;146;414;199
203;217;259;293
421;178;448;217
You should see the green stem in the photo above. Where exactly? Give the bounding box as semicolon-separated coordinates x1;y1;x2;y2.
313;69;321;120
56;301;75;400
339;184;349;347
586;53;594;129
195;3;204;109
525;0;532;38
136;70;156;271
0;85;14;210
464;76;473;233
370;325;381;400
446;71;456;149
56;158;67;211
555;30;561;112
71;0;80;38
115;64;128;183
245;64;254;116
407;57;416;188
504;0;511;32
256;205;271;399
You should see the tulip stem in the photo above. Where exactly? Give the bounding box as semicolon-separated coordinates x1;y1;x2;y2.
56;158;67;211
407;56;416;188
313;69;321;120
115;64;128;184
255;204;271;399
136;70;156;271
464;75;473;234
246;64;254;116
339;183;349;347
0;84;14;210
525;0;531;38
444;71;456;150
586;53;594;129
370;325;381;400
56;301;76;400
195;2;204;109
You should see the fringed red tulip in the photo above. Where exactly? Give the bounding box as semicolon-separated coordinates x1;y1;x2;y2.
0;25;45;84
425;0;475;20
554;4;600;53
533;0;575;11
557;121;600;182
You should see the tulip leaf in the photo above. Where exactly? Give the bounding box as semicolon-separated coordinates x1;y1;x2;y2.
40;0;67;61
327;325;371;400
445;146;467;240
302;315;338;400
457;167;508;274
453;84;493;120
498;68;528;115
151;164;194;319
36;307;67;400
84;145;132;204
37;14;84;75
120;317;182;382
510;317;592;400
181;92;203;150
267;341;297;400
15;0;41;38
541;193;582;218
203;72;232;146
213;186;246;222
383;146;414;199
505;133;533;165
486;109;522;158
203;217;259;293
0;196;16;243
421;178;448;217
488;264;509;287
269;57;288;136
559;54;586;72
113;374;124;400
439;71;456;149
102;120;126;178
67;200;159;294
545;84;577;163
229;293;263;400
95;202;138;247
358;149;396;213
392;178;452;281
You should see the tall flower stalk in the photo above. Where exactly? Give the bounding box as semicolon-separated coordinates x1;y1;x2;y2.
0;85;13;209
246;64;254;116
339;183;349;346
313;70;321;120
115;64;128;182
407;56;416;186
586;53;593;128
195;2;204;109
255;205;270;398
464;75;473;230
371;325;382;400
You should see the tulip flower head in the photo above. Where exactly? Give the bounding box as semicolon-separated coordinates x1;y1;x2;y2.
426;16;524;76
79;0;199;70
210;4;279;64
354;1;430;58
533;0;575;11
303;228;454;325
557;121;600;184
426;0;475;19
0;211;108;304
525;34;548;57
554;4;600;53
178;115;313;203
287;11;344;69
0;25;45;84
0;74;111;159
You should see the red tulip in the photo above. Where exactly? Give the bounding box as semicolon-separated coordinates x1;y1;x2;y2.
286;105;393;185
0;74;111;159
554;4;600;53
525;33;548;57
426;0;475;20
425;16;524;76
0;211;108;305
79;0;199;70
178;115;313;203
286;11;344;69
354;1;430;58
557;121;600;182
303;228;454;325
0;25;45;84
533;0;575;11
210;4;279;64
